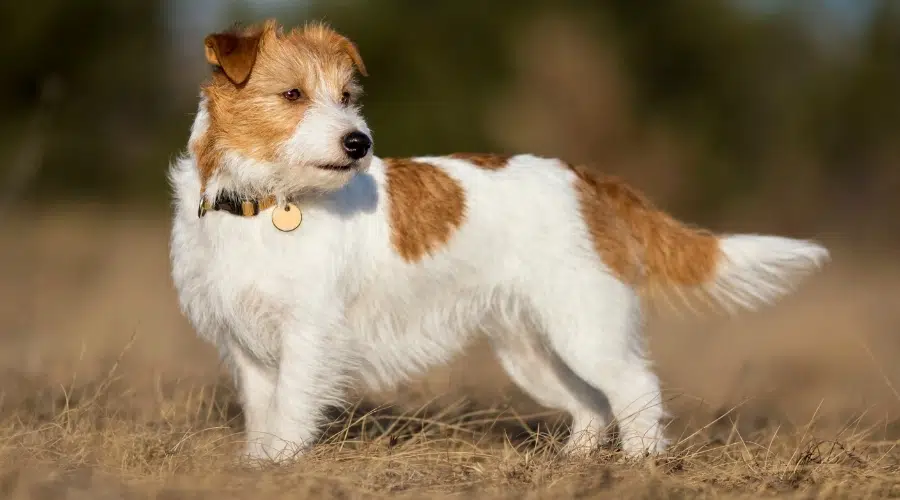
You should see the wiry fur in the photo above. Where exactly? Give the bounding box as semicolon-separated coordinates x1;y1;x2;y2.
169;19;829;462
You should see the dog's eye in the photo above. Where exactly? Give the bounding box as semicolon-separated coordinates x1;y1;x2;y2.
282;89;303;101
340;91;352;106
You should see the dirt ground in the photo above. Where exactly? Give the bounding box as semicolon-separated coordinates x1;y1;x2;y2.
0;204;898;498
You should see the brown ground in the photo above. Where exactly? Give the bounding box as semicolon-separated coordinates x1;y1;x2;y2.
0;204;898;499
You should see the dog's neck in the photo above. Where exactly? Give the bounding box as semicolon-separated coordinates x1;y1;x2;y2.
195;159;352;220
196;151;338;209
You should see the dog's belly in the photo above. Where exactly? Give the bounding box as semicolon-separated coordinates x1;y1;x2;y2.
345;282;516;392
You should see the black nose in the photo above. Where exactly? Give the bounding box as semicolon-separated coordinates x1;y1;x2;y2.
342;131;371;160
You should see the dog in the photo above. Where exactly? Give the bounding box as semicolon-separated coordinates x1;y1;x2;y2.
169;19;829;462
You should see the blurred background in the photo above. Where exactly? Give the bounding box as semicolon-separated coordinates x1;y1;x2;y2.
2;0;899;439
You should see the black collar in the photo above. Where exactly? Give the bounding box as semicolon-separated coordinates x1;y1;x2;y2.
197;191;277;218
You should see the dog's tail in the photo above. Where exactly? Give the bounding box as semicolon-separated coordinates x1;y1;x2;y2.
643;230;828;314
578;169;830;314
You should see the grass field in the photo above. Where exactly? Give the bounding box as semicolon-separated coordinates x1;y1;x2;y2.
2;205;899;498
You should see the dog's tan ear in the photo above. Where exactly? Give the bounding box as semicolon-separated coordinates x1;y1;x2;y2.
340;38;368;77
204;28;263;85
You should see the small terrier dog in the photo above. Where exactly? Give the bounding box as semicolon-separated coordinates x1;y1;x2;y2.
169;19;829;461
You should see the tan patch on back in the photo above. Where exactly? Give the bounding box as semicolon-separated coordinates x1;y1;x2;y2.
448;153;511;171
385;158;467;262
568;164;719;287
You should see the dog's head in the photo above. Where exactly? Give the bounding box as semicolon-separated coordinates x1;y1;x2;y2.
193;20;372;197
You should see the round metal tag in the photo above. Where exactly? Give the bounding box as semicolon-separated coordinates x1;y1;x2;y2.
271;203;302;232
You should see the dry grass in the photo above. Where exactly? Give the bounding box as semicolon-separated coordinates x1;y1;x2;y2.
1;204;900;498
3;379;900;499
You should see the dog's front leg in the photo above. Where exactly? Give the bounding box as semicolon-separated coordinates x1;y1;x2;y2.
262;316;349;462
227;342;278;462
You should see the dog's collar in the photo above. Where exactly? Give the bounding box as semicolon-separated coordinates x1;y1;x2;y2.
197;191;277;218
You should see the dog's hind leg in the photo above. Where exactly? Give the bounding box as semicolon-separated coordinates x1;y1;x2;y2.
490;331;615;455
525;271;668;458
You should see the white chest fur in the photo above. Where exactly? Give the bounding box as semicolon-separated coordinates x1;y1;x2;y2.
169;156;481;383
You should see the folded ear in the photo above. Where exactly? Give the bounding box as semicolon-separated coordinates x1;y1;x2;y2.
339;37;368;77
204;28;263;85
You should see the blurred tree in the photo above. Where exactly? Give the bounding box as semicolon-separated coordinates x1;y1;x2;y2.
1;0;172;201
810;0;900;235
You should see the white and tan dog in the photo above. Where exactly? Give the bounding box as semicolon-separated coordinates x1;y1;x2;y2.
169;19;829;461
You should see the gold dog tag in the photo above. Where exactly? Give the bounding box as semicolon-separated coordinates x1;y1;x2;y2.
271;203;302;232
